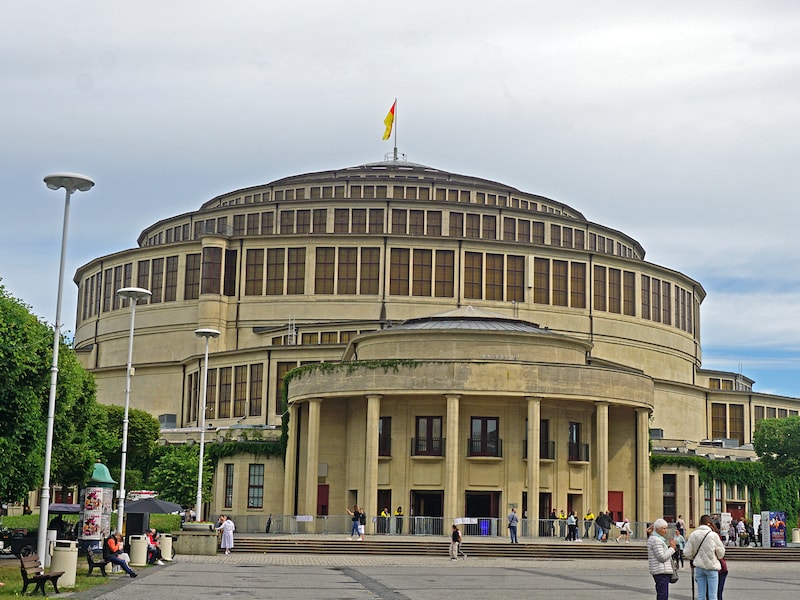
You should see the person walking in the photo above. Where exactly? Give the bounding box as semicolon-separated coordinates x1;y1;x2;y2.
647;518;676;600
508;507;519;543
450;524;462;561
616;518;632;543
683;514;726;600
673;529;685;567
676;515;686;537
216;514;236;555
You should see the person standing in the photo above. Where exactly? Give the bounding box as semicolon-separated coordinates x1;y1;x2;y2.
676;515;686;537
548;508;557;537
683;514;726;600
647;518;676;600
583;509;595;540
450;524;462;561
380;507;390;534
566;511;578;541
673;529;685;567
357;507;366;540
394;506;404;534
507;507;519;543
558;509;567;538
216;514;235;555
347;505;360;539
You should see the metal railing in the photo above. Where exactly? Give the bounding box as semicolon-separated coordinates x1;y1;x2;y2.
411;437;445;456
467;437;503;457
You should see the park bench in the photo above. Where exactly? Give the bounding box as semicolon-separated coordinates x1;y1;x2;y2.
19;553;64;596
86;547;108;576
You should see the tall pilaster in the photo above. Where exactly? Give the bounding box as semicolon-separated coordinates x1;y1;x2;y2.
364;394;382;524
282;402;299;516
526;396;541;533
445;394;461;523
636;408;651;521
595;401;609;512
303;398;322;529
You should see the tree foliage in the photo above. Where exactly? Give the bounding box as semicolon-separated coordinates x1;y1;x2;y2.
94;405;161;489
753;416;800;478
149;444;212;508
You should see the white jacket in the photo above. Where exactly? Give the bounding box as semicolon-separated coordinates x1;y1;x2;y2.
683;525;725;570
647;533;675;575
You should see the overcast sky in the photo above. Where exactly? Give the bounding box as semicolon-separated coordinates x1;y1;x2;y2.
2;1;799;396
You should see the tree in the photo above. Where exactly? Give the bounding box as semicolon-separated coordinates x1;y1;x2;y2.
94;405;161;490
753;416;800;478
149;444;213;508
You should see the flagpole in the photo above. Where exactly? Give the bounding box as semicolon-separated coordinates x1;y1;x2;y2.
393;98;398;161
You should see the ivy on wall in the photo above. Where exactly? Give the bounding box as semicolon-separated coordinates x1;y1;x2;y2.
205;439;283;463
651;454;800;524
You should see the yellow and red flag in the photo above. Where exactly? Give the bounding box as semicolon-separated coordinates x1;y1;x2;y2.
382;100;396;140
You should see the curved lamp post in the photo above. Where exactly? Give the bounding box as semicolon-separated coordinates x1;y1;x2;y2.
116;287;152;533
194;328;220;521
37;173;94;560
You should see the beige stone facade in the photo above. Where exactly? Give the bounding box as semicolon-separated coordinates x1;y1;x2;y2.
72;160;799;531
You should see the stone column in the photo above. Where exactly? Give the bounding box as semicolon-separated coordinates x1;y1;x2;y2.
445;394;461;523
636;408;651;522
282;402;299;516
303;398;322;531
364;394;382;527
595;401;609;513
526;396;541;536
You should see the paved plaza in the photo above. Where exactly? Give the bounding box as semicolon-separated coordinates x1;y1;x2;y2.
67;552;799;600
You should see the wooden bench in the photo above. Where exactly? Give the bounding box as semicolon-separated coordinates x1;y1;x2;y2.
19;553;64;596
86;547;108;577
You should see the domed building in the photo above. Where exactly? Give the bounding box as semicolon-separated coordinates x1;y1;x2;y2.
72;159;799;533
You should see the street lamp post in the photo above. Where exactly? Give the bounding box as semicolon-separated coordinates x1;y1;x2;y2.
37;173;94;560
194;328;220;522
115;287;152;534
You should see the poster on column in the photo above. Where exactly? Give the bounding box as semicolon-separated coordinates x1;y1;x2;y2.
79;486;113;541
761;510;787;547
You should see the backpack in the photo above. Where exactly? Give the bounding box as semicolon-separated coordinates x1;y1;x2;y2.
359;512;366;525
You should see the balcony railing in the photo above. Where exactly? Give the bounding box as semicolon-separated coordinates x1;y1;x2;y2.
411;437;444;456
467;437;503;457
568;442;590;462
522;439;555;459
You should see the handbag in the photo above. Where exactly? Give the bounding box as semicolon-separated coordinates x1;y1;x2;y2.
670;555;680;583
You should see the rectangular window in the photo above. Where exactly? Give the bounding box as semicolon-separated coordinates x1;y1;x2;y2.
469;417;500;457
112;266;123;310
608;268;621;314
249;363;263;417
663;474;677;522
218;367;232;418
533;257;549;304
201;247;222;295
261;212;274;235
730;404;744;445
593;265;607;312
378;417;392;457
623;271;636;316
412;249;433;296
224;464;234;509
427;211;442;236
165;256;178;302
532;221;545;245
518;220;531;243
234;365;247;418
570;262;586;308
465;214;480;238
223;249;237;297
434;250;455;298
550;224;561;247
334;208;349;233
662;281;671;325
313;208;327;233
275;361;297;415
413;416;443;456
568;422;588;461
184;254;201;300
641;275;650;320
337;247;358;294
449;212;463;237
391;209;407;234
464;251;483;299
369;208;384;233
248;464;264;509
503;217;516;241
245;249;264;295
409;210;424;236
352;209;367;233
246;213;259;235
552;260;568;306
485;253;504;301
360;247;380;295
266;248;285;295
233;214;245;236
315;247;335;294
507;255;524;303
150;258;164;303
389;248;410;295
287;248;305;295
482;215;496;239
754;405;764;424
711;403;727;439
540;419;554;459
280;210;294;234
651;278;661;322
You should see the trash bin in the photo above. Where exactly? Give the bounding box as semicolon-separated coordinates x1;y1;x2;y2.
50;540;78;588
160;534;174;561
792;528;800;544
128;534;148;566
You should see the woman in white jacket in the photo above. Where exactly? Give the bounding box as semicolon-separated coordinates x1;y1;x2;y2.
647;518;676;600
683;515;726;600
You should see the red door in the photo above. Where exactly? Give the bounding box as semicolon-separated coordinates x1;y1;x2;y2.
607;491;623;523
317;484;329;516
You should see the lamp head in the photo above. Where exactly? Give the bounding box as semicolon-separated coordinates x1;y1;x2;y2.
195;328;221;339
117;287;152;301
44;173;95;193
